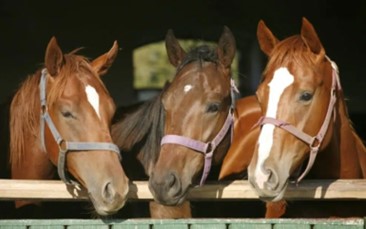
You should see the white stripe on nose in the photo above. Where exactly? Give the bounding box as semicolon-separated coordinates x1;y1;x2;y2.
255;67;294;189
85;85;100;119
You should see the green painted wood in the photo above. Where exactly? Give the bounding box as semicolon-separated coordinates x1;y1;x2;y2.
151;223;188;229
28;226;64;229
273;224;310;229
0;226;26;229
313;225;364;229
112;223;150;229
190;223;227;229
67;225;109;229
229;223;272;229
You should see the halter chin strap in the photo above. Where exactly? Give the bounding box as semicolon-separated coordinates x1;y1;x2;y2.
39;69;121;185
257;60;340;184
161;79;238;186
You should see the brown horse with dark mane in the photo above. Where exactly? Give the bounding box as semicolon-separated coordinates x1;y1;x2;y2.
112;27;237;218
220;18;366;218
5;37;129;217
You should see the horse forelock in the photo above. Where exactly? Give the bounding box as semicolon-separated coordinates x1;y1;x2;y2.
176;45;218;74
264;35;319;77
48;54;106;107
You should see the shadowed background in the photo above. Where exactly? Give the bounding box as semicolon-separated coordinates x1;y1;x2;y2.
0;0;365;133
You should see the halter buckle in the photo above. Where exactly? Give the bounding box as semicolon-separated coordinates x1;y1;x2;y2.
58;139;68;153
309;136;321;152
41;104;47;115
205;142;213;154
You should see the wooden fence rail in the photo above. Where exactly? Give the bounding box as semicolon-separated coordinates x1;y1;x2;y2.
1;179;366;201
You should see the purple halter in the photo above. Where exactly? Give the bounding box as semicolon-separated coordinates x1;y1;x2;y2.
256;58;340;183
161;79;238;185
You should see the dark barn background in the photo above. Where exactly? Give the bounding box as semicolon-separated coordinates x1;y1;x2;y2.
0;0;365;136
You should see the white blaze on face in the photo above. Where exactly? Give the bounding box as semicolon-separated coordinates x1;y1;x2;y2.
85;85;100;119
184;84;193;93
255;67;294;189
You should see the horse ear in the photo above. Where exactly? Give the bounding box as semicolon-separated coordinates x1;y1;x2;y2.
165;29;186;67
257;20;279;56
45;36;64;77
91;41;119;77
300;17;325;59
217;26;236;68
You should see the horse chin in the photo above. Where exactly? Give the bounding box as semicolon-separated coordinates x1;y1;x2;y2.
161;195;187;206
150;182;191;206
153;189;189;206
88;192;126;216
258;181;288;202
260;190;285;202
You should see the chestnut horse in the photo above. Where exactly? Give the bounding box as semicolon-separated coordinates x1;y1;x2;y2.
219;95;261;180
112;27;237;218
8;37;129;217
221;18;366;218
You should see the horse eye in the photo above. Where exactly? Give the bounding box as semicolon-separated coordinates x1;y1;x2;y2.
206;103;220;113
61;111;75;119
299;92;313;102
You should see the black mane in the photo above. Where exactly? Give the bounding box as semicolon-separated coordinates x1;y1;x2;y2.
111;88;165;175
177;45;218;73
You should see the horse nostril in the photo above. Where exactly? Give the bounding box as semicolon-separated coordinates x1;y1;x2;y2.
102;181;116;202
167;172;176;188
265;168;279;191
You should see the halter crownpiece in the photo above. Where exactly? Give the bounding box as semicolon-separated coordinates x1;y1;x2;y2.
161;78;238;186
257;58;340;184
39;68;121;185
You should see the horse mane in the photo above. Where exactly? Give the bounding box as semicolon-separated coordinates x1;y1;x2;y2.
177;45;219;73
336;87;366;155
111;87;166;168
10;70;42;166
9;52;95;166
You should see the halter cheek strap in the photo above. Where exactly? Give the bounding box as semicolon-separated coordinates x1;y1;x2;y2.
161;79;238;186
39;69;121;185
257;62;339;184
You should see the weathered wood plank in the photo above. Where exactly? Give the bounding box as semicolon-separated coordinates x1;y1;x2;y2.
0;179;366;201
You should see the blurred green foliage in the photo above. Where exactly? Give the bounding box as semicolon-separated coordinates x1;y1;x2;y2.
133;40;239;89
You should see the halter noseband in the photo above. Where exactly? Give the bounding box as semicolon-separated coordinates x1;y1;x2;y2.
257;59;340;183
39;69;121;185
161;79;238;186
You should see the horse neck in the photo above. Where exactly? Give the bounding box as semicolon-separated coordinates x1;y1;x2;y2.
310;89;366;178
336;90;366;178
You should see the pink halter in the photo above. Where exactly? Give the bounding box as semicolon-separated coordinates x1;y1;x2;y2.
257;59;340;183
161;79;238;185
